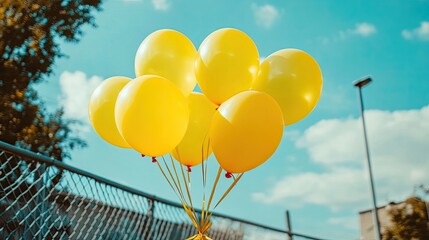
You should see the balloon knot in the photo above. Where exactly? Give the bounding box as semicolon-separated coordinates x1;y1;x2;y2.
151;157;157;163
141;154;145;158
225;172;232;178
186;165;192;172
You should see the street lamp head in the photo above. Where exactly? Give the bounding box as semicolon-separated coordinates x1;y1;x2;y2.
354;76;372;88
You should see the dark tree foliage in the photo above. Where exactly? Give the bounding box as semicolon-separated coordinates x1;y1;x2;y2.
0;1;103;235
383;197;429;240
0;0;102;159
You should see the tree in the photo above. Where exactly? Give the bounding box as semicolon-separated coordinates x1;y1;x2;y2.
0;0;102;159
0;0;103;195
383;197;429;240
0;1;103;235
0;0;103;186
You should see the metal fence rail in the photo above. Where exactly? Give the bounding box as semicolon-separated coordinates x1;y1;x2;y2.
0;141;332;240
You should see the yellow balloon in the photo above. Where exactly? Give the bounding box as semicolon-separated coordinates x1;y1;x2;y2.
210;91;284;173
88;76;131;148
171;92;218;167
135;29;197;96
115;75;189;156
195;28;260;105
252;49;323;126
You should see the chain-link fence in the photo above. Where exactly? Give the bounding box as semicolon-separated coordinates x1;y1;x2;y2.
0;141;332;240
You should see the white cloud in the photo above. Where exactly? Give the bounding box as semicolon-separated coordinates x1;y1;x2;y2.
353;22;377;37
253;105;429;211
251;4;280;29
321;22;377;44
339;23;377;39
296;118;363;165
402;21;429;41
59;71;103;133
151;0;170;11
253;168;369;210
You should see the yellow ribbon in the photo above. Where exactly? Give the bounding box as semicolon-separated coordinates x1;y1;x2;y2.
186;233;213;240
153;154;244;240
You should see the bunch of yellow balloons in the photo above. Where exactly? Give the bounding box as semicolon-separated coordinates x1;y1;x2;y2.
88;28;323;174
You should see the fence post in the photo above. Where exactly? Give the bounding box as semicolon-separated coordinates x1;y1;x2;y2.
286;210;293;240
148;198;156;240
35;162;48;240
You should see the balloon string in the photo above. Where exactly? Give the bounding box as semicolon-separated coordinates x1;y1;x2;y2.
176;153;199;224
183;204;200;230
161;156;188;206
214;173;244;209
149;153;214;236
200;197;206;231
170;150;192;208
170;154;202;233
147;151;242;239
201;133;211;188
204;138;210;186
202;170;244;229
170;156;203;233
169;154;186;201
199;167;222;229
206;167;222;211
199;134;211;235
153;159;185;206
167;154;199;223
201;145;206;188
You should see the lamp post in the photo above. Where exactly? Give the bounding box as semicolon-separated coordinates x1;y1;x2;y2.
285;210;293;240
354;76;381;240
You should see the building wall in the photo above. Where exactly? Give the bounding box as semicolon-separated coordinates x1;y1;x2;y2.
359;202;403;240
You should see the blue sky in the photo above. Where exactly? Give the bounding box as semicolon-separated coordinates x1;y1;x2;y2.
36;0;429;239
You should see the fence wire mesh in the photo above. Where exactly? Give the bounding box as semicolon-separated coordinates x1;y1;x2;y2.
0;142;331;240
